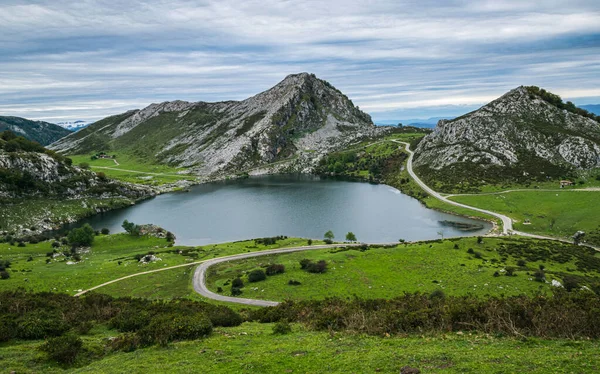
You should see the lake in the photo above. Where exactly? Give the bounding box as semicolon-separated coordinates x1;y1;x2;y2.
74;175;491;245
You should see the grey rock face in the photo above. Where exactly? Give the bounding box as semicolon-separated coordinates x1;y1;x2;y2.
414;87;600;171
50;73;386;177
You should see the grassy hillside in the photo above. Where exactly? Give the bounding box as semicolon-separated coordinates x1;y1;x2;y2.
0;117;71;145
450;191;600;243
205;237;600;302
2;322;598;373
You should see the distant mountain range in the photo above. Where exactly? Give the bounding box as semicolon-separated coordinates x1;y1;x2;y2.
375;117;450;128
50;73;385;177
413;86;600;192
55;120;93;132
0;116;72;146
580;105;600;115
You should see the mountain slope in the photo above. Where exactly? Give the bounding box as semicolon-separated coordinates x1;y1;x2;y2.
50;73;382;176
413;86;600;192
0;116;72;145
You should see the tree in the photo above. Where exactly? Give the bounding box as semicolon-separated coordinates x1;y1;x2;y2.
67;224;95;247
122;220;141;236
345;232;357;242
324;230;334;241
101;228;110;235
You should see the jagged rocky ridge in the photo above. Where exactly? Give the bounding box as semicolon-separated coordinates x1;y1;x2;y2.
50;73;384;176
0;116;72;146
413;86;600;190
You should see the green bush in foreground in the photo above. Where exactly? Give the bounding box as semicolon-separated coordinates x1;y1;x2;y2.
41;334;83;365
248;269;267;282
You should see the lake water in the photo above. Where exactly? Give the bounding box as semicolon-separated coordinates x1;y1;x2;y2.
74;175;491;245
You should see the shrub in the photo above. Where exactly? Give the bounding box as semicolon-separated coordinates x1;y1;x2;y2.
430;289;446;300
493;271;500;277
217;287;223;293
453;244;459;249
266;264;285;276
306;260;328;274
231;286;242;296
101;228;110;235
467;248;474;254
300;259;311;269
41;334;83;365
307;239;313;245
474;251;482;259
0;271;9;280
17;241;26;247
248;269;267;282
533;269;546;282
110;310;151;332
107;333;141;353
122;220;141;236
477;236;483;244
205;306;243;327
288;280;301;286
505;267;515;276
138;314;212;347
232;277;244;288
272;320;292;335
563;276;580;291
166;231;175;242
324;238;333;244
17;311;70;339
517;259;527;267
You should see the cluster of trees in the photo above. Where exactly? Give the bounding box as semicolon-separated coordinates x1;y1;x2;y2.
254;236;288;245
122;220;141;236
323;230;357;244
526;86;600;123
0;291;242;365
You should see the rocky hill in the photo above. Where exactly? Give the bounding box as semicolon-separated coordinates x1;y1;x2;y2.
0;116;72;145
50;73;383;177
413;86;600;192
0;131;152;200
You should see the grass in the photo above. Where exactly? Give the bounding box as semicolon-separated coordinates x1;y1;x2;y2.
69;153;196;185
450;191;600;240
0;234;320;296
0;197;134;234
1;322;598;373
205;237;600;302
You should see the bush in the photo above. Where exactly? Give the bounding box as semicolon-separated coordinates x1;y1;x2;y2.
272;320;292;335
248;269;267;282
166;231;175;242
563;276;580;291
477;236;483;244
517;259;527;267
299;259;311;269
266;264;285;276
306;260;327;274
41;334;83;365
430;289;446;300
307;239;313;245
323;238;333;244
67;224;95;247
288;280;301;286
474;251;482;259
138;314;212;347
505;267;515;276
17;311;70;339
533;269;546;282
107;333;141;353
467;248;474;254
122;220;141;236
110;310;151;332
231;286;242;296
232;277;244;288
17;241;26;247
0;270;9;280
101;228;110;235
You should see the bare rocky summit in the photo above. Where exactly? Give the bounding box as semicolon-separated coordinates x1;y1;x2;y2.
51;73;384;177
413;86;600;191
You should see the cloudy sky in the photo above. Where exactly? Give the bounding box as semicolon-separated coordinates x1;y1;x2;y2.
1;0;599;123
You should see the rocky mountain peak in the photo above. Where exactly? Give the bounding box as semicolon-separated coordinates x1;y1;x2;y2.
413;86;600;191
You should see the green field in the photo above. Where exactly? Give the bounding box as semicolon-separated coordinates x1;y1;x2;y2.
449;191;600;241
69;153;196;185
204;237;599;302
2;322;598;373
0;234;319;296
